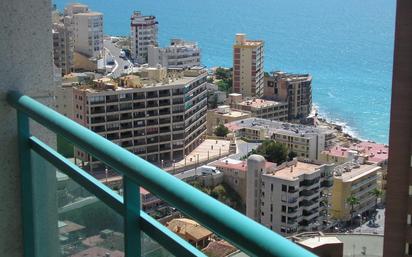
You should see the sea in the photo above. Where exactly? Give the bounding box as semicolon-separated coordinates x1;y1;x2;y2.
54;0;396;144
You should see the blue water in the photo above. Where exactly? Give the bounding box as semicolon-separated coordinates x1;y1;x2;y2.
54;0;396;143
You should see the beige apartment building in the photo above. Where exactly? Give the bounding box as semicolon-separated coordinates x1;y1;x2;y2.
72;11;103;58
330;162;380;221
264;71;312;121
52;22;74;75
246;156;334;236
233;34;264;97
72;67;208;171
228;93;288;121
206;105;251;135
225;118;335;160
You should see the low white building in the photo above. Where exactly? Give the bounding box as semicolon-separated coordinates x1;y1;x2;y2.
148;39;201;69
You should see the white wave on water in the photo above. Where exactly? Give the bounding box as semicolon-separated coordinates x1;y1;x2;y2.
313;103;366;141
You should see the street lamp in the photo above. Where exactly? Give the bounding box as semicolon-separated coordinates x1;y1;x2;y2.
161;159;164;168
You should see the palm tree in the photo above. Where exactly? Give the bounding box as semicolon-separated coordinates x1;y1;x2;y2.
371;188;383;208
346;195;360;226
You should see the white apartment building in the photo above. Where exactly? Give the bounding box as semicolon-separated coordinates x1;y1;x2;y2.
246;155;334;236
233;34;264;97
130;11;158;64
148;39;201;69
72;12;104;58
72;67;208;171
225;118;336;160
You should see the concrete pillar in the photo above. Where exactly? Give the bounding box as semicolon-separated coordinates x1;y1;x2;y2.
246;155;266;222
383;0;412;255
0;0;59;256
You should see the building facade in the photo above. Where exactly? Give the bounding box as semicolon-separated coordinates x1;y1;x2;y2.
52;22;74;75
130;11;158;64
228;94;288;121
320;142;389;191
72;67;208;171
148;39;201;68
264;71;312;121
225;118;335;160
330;162;379;220
232;34;264;97
206;105;251;135
383;0;412;255
72;12;104;58
245;156;334;236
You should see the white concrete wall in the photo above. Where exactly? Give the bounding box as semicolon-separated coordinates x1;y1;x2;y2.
0;0;58;256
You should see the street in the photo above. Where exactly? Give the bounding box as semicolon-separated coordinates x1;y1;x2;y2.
104;37;133;78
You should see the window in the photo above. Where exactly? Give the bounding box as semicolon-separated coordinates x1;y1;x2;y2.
271;184;273;192
282;185;287;192
281;205;286;212
281;216;286;223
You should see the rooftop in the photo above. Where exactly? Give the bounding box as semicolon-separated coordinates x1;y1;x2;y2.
296;236;341;249
211;105;251;118
235;98;286;109
214;158;277;173
167;218;212;240
334;162;380;182
202;240;237;257
70;247;124;257
75;67;206;93
323;141;388;164
74;11;103;16
266;159;322;181
225;118;335;138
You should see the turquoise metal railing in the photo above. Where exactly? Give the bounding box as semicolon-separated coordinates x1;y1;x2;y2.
8;92;316;257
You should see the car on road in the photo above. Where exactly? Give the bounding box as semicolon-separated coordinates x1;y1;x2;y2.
124;65;129;69
119;50;126;59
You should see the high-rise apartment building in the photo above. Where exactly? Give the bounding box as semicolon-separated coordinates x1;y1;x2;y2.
232;34;264;97
383;0;412;255
148;39;201;68
72;11;104;58
264;71;312;121
245;156;334;235
52;22;74;75
72;67;208;171
63;4;103;59
130;11;158;64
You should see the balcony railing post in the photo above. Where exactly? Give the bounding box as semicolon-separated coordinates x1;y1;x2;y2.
123;176;141;256
17;111;35;257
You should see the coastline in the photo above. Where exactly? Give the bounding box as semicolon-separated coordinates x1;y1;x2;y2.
312;105;365;146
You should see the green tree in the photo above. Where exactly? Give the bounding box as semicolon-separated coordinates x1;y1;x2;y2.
288;151;297;161
346;195;360;225
371;188;383;208
256;140;288;164
214;124;229;137
215;67;231;80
